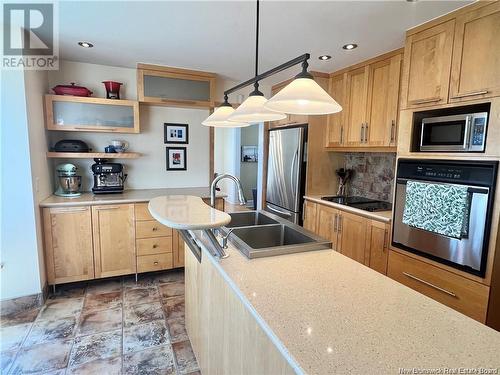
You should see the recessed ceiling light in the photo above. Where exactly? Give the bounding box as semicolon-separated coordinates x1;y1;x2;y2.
318;55;332;61
342;43;358;50
78;41;93;48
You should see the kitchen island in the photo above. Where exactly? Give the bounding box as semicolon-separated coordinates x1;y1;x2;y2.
183;231;500;375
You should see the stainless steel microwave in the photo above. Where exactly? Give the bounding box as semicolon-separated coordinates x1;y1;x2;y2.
420;112;488;152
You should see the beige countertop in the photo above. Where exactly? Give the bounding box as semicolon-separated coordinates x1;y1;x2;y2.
305;195;392;223
149;195;230;230
39;187;226;207
194;232;500;374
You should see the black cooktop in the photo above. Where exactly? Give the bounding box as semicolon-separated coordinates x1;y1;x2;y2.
321;196;392;212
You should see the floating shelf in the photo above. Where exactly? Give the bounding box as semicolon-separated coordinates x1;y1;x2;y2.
47;152;142;159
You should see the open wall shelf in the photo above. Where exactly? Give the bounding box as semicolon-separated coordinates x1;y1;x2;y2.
47;152;142;159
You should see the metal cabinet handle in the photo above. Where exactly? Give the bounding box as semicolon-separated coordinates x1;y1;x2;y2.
383;230;388;250
153;244;158;248
408;97;441;105
364;123;369;143
360;124;364;142
152;227;158;231
390;120;395;142
338;215;342;233
153;261;159;265
333;214;338;232
51;207;88;213
450;90;488;99
402;272;457;297
340;126;343;144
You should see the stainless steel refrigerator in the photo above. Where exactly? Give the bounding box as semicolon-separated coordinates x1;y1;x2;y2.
265;125;307;224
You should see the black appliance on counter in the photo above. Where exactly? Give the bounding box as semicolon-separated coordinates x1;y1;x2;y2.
91;159;127;194
321;196;392;212
392;159;498;277
53;140;90;153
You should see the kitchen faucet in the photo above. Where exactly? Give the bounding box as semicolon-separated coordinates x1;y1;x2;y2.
210;173;246;208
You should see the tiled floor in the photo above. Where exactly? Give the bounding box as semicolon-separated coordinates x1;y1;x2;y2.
0;269;201;375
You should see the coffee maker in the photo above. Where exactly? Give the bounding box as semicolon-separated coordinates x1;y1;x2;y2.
55;163;82;197
91;159;127;194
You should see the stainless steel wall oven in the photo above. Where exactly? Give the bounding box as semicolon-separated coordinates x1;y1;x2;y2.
392;159;498;276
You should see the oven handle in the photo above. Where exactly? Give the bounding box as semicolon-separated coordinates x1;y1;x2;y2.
396;179;489;194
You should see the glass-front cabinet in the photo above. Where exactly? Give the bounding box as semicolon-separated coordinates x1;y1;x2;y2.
45;95;140;133
137;64;216;108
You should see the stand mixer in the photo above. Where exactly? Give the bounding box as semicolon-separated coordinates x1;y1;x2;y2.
55;163;82;197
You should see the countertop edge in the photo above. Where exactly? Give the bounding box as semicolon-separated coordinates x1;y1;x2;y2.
148;197;231;230
197;235;304;374
39;188;228;208
304;195;392;223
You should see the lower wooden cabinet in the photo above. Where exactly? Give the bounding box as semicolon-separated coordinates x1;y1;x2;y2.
387;250;489;322
302;200;390;271
92;204;136;278
303;200;318;233
43;206;94;285
367;220;390;274
337;211;369;265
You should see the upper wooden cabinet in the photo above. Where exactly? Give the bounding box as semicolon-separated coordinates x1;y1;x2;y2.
45;95;140;133
325;73;346;147
366;55;401;147
43;206;94;285
92;204;136;278
137;63;216;108
325;49;402;151
450;2;500;103
400;20;455;109
345;66;369;147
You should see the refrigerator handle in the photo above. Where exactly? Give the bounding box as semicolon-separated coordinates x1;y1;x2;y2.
267;204;293;217
290;148;299;198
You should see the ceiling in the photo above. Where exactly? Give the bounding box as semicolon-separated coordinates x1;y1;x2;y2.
57;0;471;85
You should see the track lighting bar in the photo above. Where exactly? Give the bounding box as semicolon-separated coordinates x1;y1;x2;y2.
224;53;310;96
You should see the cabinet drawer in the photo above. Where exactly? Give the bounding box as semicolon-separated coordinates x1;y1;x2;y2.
387;250;489;322
136;220;172;239
136;237;172;256
137;253;173;273
135;203;154;221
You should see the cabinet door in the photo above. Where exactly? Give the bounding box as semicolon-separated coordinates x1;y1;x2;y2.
366;55;401;147
326;74;346;147
345;66;369;146
450;2;500;102
92;204;136;278
303;201;317;233
337;211;368;265
316;205;339;251
43;207;94;285
401;20;455;108
368;221;390;275
172;230;186;268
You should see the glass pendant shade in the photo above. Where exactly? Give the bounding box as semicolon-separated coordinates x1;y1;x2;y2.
264;77;342;115
228;94;287;123
202;105;250;128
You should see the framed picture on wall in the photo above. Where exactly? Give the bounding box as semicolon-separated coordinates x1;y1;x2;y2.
164;123;189;144
166;147;187;171
241;145;258;162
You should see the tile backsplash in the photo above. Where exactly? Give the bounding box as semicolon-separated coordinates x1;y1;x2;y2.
344;153;396;202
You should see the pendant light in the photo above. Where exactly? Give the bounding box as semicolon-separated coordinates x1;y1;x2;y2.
227;0;286;124
202;96;250;128
228;83;286;123
264;60;342;115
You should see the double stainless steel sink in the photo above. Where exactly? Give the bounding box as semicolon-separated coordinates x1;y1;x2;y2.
220;211;331;259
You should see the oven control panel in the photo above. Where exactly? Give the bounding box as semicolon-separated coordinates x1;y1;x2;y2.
415;166;467;180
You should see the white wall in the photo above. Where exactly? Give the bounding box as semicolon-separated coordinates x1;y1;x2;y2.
48;61;210;190
25;70;52;290
1;70;44;300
